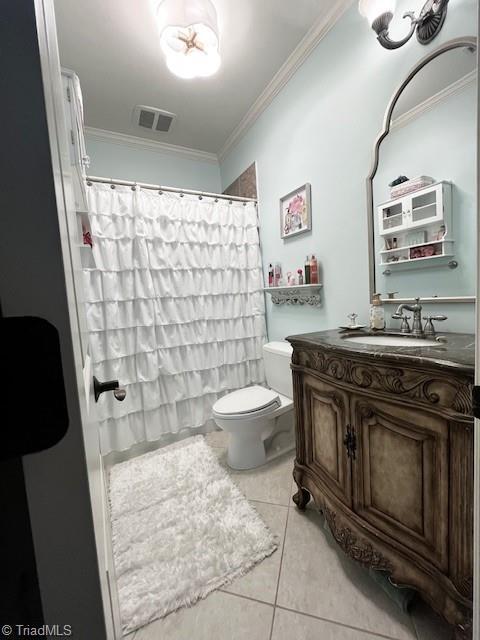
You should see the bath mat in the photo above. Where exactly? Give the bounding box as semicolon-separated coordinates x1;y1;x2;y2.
108;435;278;634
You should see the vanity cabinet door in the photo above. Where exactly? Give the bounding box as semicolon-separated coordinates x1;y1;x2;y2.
302;374;352;507
351;394;449;571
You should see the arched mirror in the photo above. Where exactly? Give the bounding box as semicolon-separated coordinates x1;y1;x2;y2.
367;37;477;304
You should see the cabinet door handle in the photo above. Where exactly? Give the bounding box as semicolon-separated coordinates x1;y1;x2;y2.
343;425;357;460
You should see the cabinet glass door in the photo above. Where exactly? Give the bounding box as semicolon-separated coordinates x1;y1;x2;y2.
409;185;443;228
379;201;404;234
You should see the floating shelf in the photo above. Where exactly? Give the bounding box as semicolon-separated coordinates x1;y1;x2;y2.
381;254;456;272
379;238;453;255
263;284;322;306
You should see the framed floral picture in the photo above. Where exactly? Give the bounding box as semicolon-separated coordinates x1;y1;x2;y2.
280;183;312;239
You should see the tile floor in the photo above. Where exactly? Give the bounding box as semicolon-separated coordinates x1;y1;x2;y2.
124;430;452;640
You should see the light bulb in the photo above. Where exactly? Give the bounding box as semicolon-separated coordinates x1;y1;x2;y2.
358;0;396;26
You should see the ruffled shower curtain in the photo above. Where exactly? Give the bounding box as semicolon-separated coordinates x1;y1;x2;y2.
83;182;267;454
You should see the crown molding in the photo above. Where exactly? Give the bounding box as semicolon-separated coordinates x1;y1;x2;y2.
391;70;476;131
218;0;353;162
84;127;219;164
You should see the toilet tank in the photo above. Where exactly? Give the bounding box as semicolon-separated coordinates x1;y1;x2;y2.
263;341;293;398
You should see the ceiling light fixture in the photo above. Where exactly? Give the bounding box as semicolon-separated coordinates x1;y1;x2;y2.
358;0;449;50
155;0;221;79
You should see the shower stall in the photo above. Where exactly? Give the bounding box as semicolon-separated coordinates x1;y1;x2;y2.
83;178;267;455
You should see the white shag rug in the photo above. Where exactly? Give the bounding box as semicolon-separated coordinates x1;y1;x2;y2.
108;435;278;634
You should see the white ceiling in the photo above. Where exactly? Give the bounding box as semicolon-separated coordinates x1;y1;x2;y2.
54;0;337;154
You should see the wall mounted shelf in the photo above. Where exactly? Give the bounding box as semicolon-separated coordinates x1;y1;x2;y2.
263;284;322;306
378;181;454;271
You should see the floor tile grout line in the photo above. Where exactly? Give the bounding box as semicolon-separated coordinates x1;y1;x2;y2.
269;498;292;640
275;604;414;640
249;498;290;508
218;492;291;614
269;606;277;640
217;589;275;608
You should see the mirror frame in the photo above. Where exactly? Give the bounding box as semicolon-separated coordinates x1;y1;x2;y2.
366;36;478;304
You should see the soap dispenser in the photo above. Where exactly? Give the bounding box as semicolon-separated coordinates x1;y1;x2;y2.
369;293;385;330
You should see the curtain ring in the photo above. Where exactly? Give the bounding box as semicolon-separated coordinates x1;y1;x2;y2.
110;180;116;189
131;183;137;191
180;192;184;198
214;198;218;202
198;195;203;200
158;190;163;195
243;202;247;206
86;180;92;186
229;200;232;205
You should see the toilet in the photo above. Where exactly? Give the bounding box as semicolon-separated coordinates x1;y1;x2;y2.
212;341;294;470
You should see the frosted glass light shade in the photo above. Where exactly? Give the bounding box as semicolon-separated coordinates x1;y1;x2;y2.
358;0;396;25
155;0;220;79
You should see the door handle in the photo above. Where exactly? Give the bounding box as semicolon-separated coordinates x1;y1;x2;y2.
93;376;126;402
343;424;357;460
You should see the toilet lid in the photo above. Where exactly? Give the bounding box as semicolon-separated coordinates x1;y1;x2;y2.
213;385;280;416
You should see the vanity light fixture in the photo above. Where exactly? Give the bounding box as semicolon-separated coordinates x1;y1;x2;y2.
358;0;449;50
154;0;221;79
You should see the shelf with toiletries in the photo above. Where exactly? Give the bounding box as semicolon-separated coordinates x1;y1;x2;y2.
267;255;320;288
76;210;95;268
377;181;454;269
265;255;322;305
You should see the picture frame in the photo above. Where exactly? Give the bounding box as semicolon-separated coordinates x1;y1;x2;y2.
280;183;312;239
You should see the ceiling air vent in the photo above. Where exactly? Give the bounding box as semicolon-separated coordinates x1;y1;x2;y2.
133;105;176;133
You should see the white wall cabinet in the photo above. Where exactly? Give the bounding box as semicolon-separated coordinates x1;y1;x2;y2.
62;68;89;213
61;68;94;270
377;181;453;269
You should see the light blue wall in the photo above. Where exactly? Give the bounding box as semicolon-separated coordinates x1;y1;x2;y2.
85;135;222;193
220;0;477;340
374;83;477;299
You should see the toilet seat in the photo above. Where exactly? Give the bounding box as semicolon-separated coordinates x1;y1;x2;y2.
213;385;280;420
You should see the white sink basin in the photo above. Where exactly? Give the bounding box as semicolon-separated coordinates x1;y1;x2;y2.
344;335;442;348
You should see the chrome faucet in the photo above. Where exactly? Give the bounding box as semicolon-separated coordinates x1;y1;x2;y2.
392;297;423;335
392;298;448;336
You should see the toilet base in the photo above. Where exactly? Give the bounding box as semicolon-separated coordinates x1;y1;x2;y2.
227;433;266;470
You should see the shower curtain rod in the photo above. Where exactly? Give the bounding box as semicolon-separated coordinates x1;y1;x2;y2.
86;175;257;204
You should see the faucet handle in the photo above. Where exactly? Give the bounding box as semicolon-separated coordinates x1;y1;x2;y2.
423;315;447;336
392;312;411;334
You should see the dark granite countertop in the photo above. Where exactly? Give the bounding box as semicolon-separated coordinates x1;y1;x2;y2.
286;329;475;376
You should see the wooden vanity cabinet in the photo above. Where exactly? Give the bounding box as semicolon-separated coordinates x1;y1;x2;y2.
289;341;474;639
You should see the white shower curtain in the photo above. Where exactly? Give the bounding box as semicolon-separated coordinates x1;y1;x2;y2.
83;182;267;454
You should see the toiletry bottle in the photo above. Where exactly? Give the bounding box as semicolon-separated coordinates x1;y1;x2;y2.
268;264;273;287
369;293;385;330
274;263;282;287
297;268;304;285
304;256;311;284
310;255;318;284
